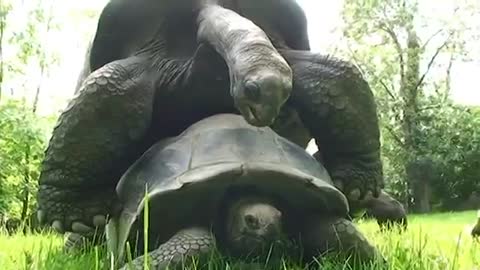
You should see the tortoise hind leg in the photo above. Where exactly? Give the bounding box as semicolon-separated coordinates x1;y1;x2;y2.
300;215;385;267
120;227;214;270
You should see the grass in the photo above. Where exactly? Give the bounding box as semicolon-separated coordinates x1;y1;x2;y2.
0;211;478;270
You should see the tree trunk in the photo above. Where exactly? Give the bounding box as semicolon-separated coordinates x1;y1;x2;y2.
406;158;434;213
32;68;44;113
20;146;31;223
400;28;430;212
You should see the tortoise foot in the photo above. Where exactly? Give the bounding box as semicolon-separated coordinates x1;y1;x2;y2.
120;227;214;270
302;216;385;266
64;232;106;252
37;184;116;233
329;159;383;202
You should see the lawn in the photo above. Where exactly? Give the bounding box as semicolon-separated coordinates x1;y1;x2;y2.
0;211;478;270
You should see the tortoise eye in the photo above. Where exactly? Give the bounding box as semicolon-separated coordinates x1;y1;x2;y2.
244;81;261;102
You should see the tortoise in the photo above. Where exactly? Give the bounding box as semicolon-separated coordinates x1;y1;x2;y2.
105;114;383;269
37;0;384;234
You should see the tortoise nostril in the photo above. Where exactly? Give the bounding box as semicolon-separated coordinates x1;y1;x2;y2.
244;81;261;102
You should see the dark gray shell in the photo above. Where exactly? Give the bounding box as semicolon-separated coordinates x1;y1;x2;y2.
107;114;348;257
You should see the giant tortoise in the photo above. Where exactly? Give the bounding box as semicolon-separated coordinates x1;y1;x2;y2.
105;114;383;269
37;0;384;233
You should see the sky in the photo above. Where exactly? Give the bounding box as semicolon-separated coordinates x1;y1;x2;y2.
31;0;479;121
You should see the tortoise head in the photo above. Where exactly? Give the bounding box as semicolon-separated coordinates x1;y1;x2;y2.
232;68;292;127
224;196;284;256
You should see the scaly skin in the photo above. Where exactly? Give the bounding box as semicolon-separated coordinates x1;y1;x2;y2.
37;1;384;233
37;56;157;232
281;50;384;201
38;3;292;232
118;227;214;270
364;191;408;231
38;48;384;233
300;216;384;265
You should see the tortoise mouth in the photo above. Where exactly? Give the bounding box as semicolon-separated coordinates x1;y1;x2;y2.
230;234;270;254
236;103;277;127
236;234;266;244
229;233;288;257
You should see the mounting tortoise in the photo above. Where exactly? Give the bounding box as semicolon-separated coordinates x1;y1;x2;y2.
37;0;384;233
101;114;384;269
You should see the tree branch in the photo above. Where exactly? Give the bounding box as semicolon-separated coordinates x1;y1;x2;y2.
418;104;442;111
414;32;454;92
421;6;460;52
443;53;454;103
379;24;405;85
384;125;406;149
378;79;397;100
420;29;443;51
346;42;398;101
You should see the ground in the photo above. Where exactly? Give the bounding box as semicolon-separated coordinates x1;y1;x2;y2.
0;211;478;270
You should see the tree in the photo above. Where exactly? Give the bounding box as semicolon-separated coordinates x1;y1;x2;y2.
8;0;60;110
0;0;61;221
340;0;480;212
0;100;53;219
0;0;12;101
0;0;108;221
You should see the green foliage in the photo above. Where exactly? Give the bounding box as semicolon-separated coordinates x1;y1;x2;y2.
1;0;61;110
340;0;480;210
0;0;103;219
422;104;480;208
0;100;54;218
9;0;60;72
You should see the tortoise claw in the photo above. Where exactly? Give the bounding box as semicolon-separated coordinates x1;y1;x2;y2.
363;191;374;201
72;222;94;233
37;184;116;232
93;215;107;227
348;189;361;201
52;220;65;233
37;210;46;225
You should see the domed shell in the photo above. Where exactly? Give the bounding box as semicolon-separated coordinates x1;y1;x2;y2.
107;114;348;258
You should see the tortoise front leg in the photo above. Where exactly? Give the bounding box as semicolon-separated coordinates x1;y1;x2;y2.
119;227;214;270
280;49;384;202
37;56;156;233
300;215;384;266
196;4;292;127
64;232;106;252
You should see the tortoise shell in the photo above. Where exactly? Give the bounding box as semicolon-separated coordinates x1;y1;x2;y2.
107;113;348;257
